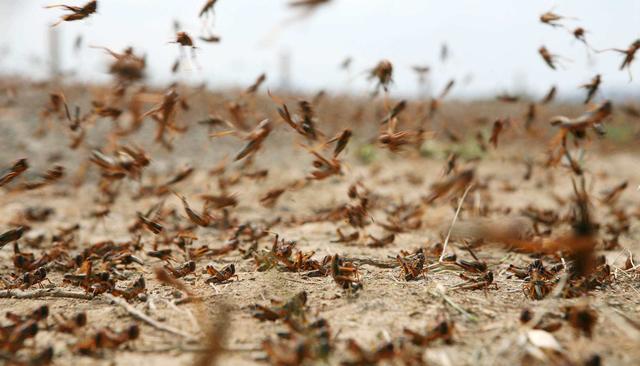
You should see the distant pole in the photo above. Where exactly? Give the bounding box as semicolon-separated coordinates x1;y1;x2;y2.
278;49;291;91
49;26;61;80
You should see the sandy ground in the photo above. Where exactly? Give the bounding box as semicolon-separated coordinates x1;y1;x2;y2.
1;86;639;365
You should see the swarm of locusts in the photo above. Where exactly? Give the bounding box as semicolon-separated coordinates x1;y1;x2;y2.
0;2;639;366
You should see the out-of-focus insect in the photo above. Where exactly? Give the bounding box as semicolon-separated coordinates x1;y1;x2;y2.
289;0;330;6
161;165;194;188
288;0;331;10
2;346;53;365
412;65;430;83
260;188;286;208
496;92;520;103
200;193;238;211
171;58;181;73
429;79;455;117
343;339;395;365
564;305;598;338
205;263;237;284
46;0;97;27
172;32;196;49
378;117;418;152
211;119;272;161
599;39;640;79
379;100;407;125
539;10;575;28
314;89;328;105
325;129;352;158
581;74;601;105
251;291;308;321
174;192;214;227
53;312;87;334
0;227;25;250
147;249;173;262
600;181;628;204
539;46;561;70
303;145;342;180
5;305;49;325
199;34;221;43
541;85;557;104
619;39;640;71
141;88;186;150
73;324;140;355
572;27;591;48
366;233;395;248
245;73;266;94
368;59;393;93
453;271;497;291
440;43;449;63
0;159;28;187
93;46;146;82
340;57;352;70
9;267;49;289
90;145;150;180
404;318;455;346
154;266;193;296
549;100;612;140
276;100;320;141
14;165;63;191
164;261;196;279
73;34;83;52
489;118;506;148
424;169;474;204
1;319;39;353
525;103;537;130
198;115;231;133
331;228;359;243
135;212;163;235
199;0;218;18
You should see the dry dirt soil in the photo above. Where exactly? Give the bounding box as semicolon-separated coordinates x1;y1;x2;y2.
1;86;639;366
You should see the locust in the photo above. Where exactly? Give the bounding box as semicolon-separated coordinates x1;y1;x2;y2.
53;312;87;334
141;88;186;150
204;263;237;284
0;159;28;187
330;254;362;291
46;0;97;27
174;192;214;227
73;324;140;355
0;227;25;250
539;46;560;70
539;10;573;28
260;188;286;208
211;119;272;161
424;169;474;204
541;85;557;104
164;260;196;279
549;100;612;140
251;291;308;321
199;0;218;18
581;74;601;105
403;318;455;346
245;73;266;94
396;249;427;281
368;59;393;93
489;118;507;148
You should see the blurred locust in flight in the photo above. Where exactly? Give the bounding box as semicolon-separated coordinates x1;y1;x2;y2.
46;0;97;27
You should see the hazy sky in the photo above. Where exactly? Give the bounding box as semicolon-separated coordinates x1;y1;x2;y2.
0;0;638;98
